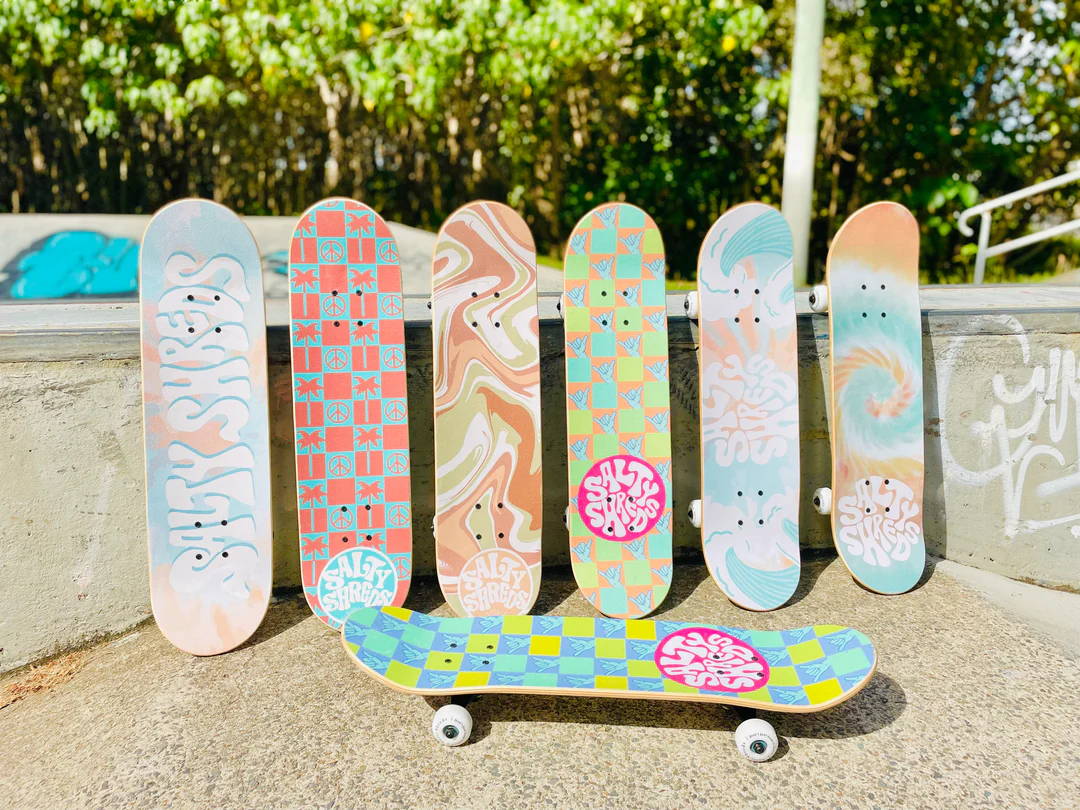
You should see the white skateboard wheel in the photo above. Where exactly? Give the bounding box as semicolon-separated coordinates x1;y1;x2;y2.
557;294;564;320
684;291;700;319
431;704;472;746
563;505;570;529
687;499;702;529
809;284;829;313
813;487;833;515
735;717;778;762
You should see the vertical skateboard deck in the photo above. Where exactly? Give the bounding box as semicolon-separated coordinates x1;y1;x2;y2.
814;202;925;594
139;198;272;655
288;198;412;628
563;203;673;619
432;201;542;617
687;203;800;611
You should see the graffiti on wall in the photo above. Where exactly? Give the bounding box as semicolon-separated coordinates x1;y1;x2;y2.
939;314;1080;539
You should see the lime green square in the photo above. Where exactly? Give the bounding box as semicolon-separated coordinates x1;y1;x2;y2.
618;410;644;433
558;656;594;675
628;659;660;678
737;686;771;702
466;634;500;653
562;616;595;637
767;666;800;687
589;280;614;303
567;410;592;436
617;357;643;381
641;332;667;358
642;230;663;253
616;307;642;331
788;639;825;665
644;433;670;456
564;307;589;332
426;651;463;671
564;254;589;278
570;459;591;482
596;638;626;658
385;660;421;687
593;433;618;458
573;562;599;588
502;615;533;635
661;679;697;694
595;540;625;561
643;381;668;407
622;559;651;586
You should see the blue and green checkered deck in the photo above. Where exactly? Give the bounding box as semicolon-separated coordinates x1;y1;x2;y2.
342;606;876;711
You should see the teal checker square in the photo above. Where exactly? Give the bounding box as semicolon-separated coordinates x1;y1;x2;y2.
616;254;642;278
567;357;592;385
590;228;617;254
591;382;617;409
590;333;616;357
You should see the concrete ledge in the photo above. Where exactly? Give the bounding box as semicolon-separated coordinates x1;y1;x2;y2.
2;284;1080;671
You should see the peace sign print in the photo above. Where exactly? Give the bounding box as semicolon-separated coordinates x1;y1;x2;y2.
325;401;351;425
382;347;405;369
323;347;348;370
376;239;398;264
322;295;347;317
385;452;409;475
387;503;411;528
329;508;354;530
383;399;407;423
319;239;346;263
380;294;403;317
327;453;353;477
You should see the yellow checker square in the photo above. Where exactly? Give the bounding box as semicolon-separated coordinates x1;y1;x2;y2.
562;617;595;637
384;606;411;621
385;660;421;687
501;615;533;635
454;670;491;689
529;635;561;656
625;620;657;640
466;634;501;653
426;652;463;671
736;686;770;703
804;678;843;705
661;679;697;694
766;666;801;687
595;638;626;659
594;676;629;691
627;659;660;678
787;638;825;665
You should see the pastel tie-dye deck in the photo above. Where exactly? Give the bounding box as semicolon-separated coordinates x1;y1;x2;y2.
696;204;800;611
825;202;925;594
563;203;673;619
288;198;412;628
342;606;877;712
432;201;542;617
139;199;272;655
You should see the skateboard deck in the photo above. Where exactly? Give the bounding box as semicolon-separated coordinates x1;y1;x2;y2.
288;198;412;628
563;203;673;619
342;606;876;712
139;198;272;655
692;203;800;611
823;202;925;594
432;201;542;616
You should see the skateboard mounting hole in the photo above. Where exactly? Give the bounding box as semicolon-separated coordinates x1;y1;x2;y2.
195;554;202;560
342;536;348;543
881;312;886;317
885;479;890;484
734;317;740;323
188;327;195;333
333;321;340;326
355;289;362;295
471;291;477;297
738;520;743;526
341;506;347;512
187;294;194;301
881;284;886;290
221;520;227;526
475;534;481;540
444;658;451;663
737;491;743;496
214;295;220;301
482;660;489;665
754;317;759;323
494;292;500;298
865;479;870;485
622;290;627;296
365;505;371;510
471;321;478;327
357;320;363;326
497;502;503;508
498;532;504;538
862;313;867;318
486;644;493;650
758;519;764;525
754;288;759;294
885;507;890;512
366;534;372;540
734;288;739;294
495;322;501;328
332;290;338;296
866;508;871;514
475;504;481;510
215;327;221;333
601;291;607;296
757;490;763;496
602;320;608;326
194;521;202;528
221;551;229;558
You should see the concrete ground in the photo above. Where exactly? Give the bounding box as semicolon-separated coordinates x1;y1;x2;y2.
2;558;1078;810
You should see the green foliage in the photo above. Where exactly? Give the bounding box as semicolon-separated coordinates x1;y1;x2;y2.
0;0;1077;282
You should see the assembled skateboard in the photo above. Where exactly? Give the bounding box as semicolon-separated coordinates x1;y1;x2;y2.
561;203;673;619
288;198;412;628
431;201;542;616
684;204;801;611
810;202;926;594
139;198;272;655
341;606;877;761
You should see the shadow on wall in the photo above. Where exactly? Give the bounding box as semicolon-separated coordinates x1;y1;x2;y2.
0;230;289;300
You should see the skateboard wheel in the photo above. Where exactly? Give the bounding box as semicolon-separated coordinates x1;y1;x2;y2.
563;505;570;530
809;284;829;313
687;499;702;529
684;291;700;319
812;487;833;515
735;718;777;762
556;295;564;320
431;704;472;747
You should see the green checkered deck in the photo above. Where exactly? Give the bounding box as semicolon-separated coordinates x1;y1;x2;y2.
342;607;876;710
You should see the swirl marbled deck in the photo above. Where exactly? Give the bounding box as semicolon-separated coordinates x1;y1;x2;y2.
826;202;925;594
140;198;272;655
563;203;673;619
696;204;800;611
289;198;412;628
432;201;542;617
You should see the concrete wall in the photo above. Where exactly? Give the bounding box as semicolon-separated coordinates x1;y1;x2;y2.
3;285;1080;672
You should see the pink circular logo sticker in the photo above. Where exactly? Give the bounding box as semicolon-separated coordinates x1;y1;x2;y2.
654;627;770;692
577;454;665;542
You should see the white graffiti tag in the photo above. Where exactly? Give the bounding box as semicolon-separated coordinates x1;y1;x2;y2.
837;476;922;567
654;627;769;692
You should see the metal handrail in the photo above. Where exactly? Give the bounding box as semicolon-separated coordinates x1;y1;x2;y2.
957;169;1080;283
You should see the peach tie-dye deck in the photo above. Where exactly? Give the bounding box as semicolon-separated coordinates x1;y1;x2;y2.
825;202;925;594
139;199;272;655
432;201;542;617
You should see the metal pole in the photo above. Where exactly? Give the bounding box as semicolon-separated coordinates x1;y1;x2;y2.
781;0;826;287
